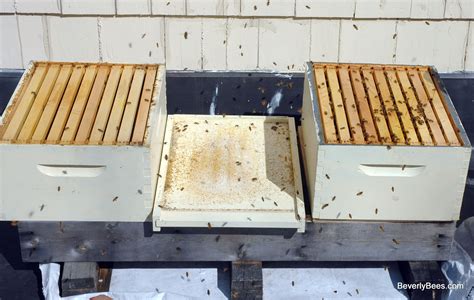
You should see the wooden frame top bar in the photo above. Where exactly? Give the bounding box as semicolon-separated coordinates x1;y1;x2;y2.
311;62;464;147
0;61;161;146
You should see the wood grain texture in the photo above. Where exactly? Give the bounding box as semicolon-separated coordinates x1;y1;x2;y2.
311;63;462;147
75;66;110;144
17;64;61;142
46;65;86;143
419;70;461;146
61;65;98;144
2;64;49;141
373;69;405;144
408;69;446;146
361;68;392;144
18;221;455;262
117;67;146;144
103;66;135;144
385;69;420;145
31;64;73;143
313;67;337;144
0;65;35;138
131;66;158;145
326;67;350;143
1;62;160;145
338;67;365;144
397;69;433;146
350;69;378;143
89;65;123;144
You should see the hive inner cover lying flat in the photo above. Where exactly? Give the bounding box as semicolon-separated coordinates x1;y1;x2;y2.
154;115;305;231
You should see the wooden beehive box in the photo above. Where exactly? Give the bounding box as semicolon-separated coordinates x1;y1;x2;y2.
301;62;471;221
153;115;305;232
0;61;166;221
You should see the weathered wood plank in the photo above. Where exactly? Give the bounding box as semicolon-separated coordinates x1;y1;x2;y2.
61;262;99;297
399;261;447;300
231;261;263;300
18;221;455;262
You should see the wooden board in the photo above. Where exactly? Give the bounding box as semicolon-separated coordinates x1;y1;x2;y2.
312;63;462;146
313;67;337;144
17;220;456;262
0;62;160;145
154;115;305;232
326;67;350;143
131;66;158;145
350;68;379;143
1;63;49;141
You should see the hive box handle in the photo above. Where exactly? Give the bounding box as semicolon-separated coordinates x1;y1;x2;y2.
37;164;106;178
358;164;425;177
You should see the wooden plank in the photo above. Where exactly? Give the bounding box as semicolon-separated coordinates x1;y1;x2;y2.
399;261;447;300
61;262;99;297
18;221;456;262
17;65;61;142
397;68;433;146
131;66;158;144
231;261;263;300
337;67;365;144
103;66;135;144
419;69;461;146
361;68;392;144
46;65;86;143
89;66;123;144
0;66;34;138
313;67;337;144
1;64;49;141
408;69;447;146
116;67;146;144
31;65;73;143
326;67;351;144
74;66;110;144
61;65;98;144
350;68;378;144
373;69;405;144
385;69;420;145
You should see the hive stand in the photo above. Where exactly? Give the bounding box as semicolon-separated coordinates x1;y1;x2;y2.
10;68;466;299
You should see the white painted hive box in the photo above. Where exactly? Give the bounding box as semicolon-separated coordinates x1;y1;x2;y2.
301;62;471;221
0;61;167;221
153;115;305;232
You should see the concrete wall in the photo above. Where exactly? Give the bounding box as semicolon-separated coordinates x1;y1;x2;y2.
0;0;473;72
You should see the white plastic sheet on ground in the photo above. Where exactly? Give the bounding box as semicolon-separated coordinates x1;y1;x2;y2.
441;217;474;300
41;262;411;299
39;264;197;300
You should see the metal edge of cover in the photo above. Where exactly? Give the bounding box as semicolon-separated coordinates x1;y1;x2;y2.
305;62;326;146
